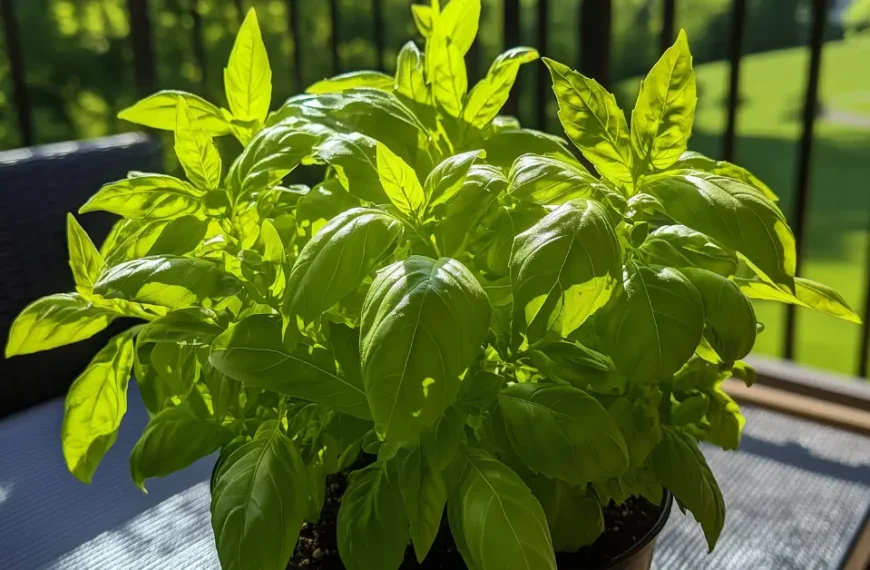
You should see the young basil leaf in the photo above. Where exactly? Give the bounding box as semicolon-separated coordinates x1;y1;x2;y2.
80;173;203;221
117;90;230;136
431;0;479;56
224;8;271;123
529;341;624;395
423;149;483;210
395;42;430;105
285;208;402;323
448;448;556;570
497;383;628;485
463;47;540;128
482;128;575;172
360;256;491;442
735;276;861;323
209;314;372;419
137;308;222;345
174;98;222;190
508;154;625;209
130;402;228;490
430;36;468;118
671;150;777;202
396;445;448;563
338;460;409;570
307;71;394;94
705;384;745;451
526;475;604;552
376;143;426;217
62;329;135;483
651;426;725;551
631;30;696;173
93;256;240;309
421;405;467;470
640;169;796;292
510;199;621;345
434;165;506;257
600;262;704;384
150;341;199;397
145;215;209;257
411;4;434;38
314;132;389;203
638;224;738;277
608;393;662;468
681;268;756;362
543;57;633;186
211;425;308;570
67;214;105;292
5;293;116;357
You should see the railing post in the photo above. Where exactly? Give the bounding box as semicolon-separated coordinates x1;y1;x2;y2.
723;0;747;163
660;0;676;54
373;0;384;70
329;0;340;74
234;0;244;24
503;0;521;116
126;0;157;98
580;0;612;90
190;0;208;97
288;0;304;90
536;0;549;130
784;0;830;361
1;0;33;146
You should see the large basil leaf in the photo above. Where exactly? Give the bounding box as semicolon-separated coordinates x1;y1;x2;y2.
174;98;222;190
507;154;625;209
639;224;738;277
431;0;480;56
285;208;402;322
211;424;308;570
482;129;575;172
224;9;271;123
376;142;425;217
735;276;861;323
314;132;388;203
209;314;371;419
338;460;409;570
497;383;628;484
652;426;725;550
80;173;203;220
641;170;796;292
527;475;604;552
672;150;777;202
543;58;633;186
130;402;228;490
448;448;556;570
117;90;230;135
150;341;199;397
360;256;491;442
62;330;135;483
6;293;116;357
600;262;703;384
423;150;483;210
93;256;240;309
510;199;621;345
681;268;756;362
463;48;540;128
396;445;448;563
307;71;394;94
631;30;696;172
67;214;105;292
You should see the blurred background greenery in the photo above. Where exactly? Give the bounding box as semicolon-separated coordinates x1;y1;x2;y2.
1;0;870;377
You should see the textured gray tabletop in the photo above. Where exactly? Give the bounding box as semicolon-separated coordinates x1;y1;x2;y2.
0;386;868;570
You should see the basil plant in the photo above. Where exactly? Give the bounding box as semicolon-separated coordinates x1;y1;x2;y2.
6;2;859;570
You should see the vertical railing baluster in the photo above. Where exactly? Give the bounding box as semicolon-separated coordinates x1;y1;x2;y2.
580;0;612;90
373;0;384;71
126;0;157;98
0;0;33;146
722;0;747;163
288;0;304;90
660;0;676;53
784;0;830;361
503;0;521;117
536;0;549;131
190;0;208;97
234;0;245;23
329;0;340;74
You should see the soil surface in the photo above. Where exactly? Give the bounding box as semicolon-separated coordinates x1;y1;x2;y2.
289;469;664;570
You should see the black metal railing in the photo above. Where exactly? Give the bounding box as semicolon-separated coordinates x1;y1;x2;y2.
1;0;862;379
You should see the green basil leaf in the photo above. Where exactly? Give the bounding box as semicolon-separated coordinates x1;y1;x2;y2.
134;341;173;415
681;268;756;362
651;426;725;551
608;393;662;468
735;276;861;324
497;383;628;484
601;262;704;384
430;37;467;118
93;256;240;309
423;149;483;210
202;362;239;423
80;173;203;221
434;164;506;257
224;8;271;123
631;30;696;172
672;150;777;202
507;154;625;209
543;57;633;186
421;405;467;470
285;208;402;322
145;215;209;257
67;214;105;292
314;132;388;203
130;402;227;490
376;142;426;216
150;341;199;397
448;448;556;570
530;341;625;395
705;385;745;451
527;475;604;552
641;169;796;292
431;0;480;56
360;256;491;442
5;293;116;357
395;42;430;105
308;71;394;94
457;369;506;409
482;128;575;172
338;460;409;570
209;314;371;419
211;425;308;570
510;199;621;345
117;90;230;136
62;329;135;483
463;47;539;128
639;224;738;277
138;308;222;345
174;98;222;190
396;445;448;563
411;4;434;37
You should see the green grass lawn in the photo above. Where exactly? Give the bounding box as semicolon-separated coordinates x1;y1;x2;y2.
617;37;870;377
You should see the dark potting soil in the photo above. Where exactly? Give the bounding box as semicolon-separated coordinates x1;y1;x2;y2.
289;470;663;570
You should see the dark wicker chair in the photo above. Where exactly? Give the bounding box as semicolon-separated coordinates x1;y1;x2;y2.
0;133;162;419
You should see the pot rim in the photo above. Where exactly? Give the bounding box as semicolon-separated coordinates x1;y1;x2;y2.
601;489;674;570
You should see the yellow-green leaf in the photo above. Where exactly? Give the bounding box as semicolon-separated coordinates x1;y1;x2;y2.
631;30;696;172
224;8;271;123
463;47;539;128
67;214;105;292
395;42;430;105
376;142;425;217
432;0;480;56
544;57;633;186
80;173;203;221
307;71;394;94
62;330;135;483
430;37;467;118
412;4;434;38
117;90;230;136
735;276;861;324
174;99;222;190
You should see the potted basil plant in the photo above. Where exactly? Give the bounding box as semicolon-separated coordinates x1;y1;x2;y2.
6;1;859;569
